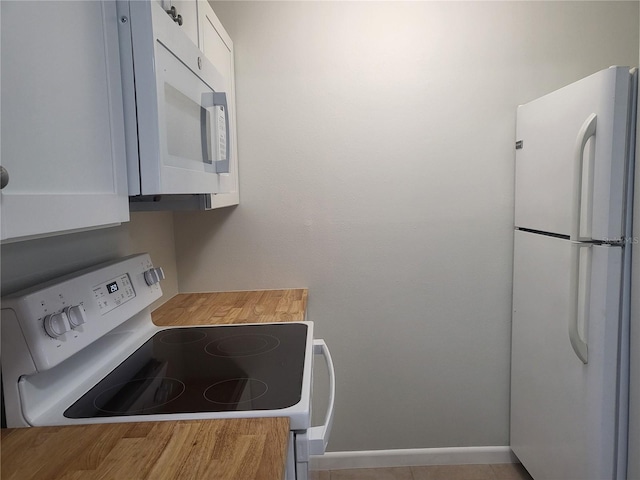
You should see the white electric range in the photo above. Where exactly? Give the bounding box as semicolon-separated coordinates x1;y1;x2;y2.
1;254;334;480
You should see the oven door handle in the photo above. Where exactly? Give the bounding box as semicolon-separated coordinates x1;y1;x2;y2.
306;339;336;456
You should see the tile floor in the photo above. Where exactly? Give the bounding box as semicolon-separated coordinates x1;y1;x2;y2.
310;463;533;480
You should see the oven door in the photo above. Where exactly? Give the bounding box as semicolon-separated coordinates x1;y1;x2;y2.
290;340;336;480
122;0;231;196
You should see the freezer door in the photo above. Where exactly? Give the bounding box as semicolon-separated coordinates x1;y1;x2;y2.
511;230;623;480
514;67;632;241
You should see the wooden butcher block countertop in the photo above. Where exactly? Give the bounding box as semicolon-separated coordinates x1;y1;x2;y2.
151;289;308;326
2;289;308;480
1;418;289;480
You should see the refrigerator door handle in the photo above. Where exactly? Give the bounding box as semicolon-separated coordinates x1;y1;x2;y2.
571;113;597;242
569;242;591;364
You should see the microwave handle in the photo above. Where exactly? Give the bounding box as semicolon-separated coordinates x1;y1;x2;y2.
213;91;230;174
201;91;230;174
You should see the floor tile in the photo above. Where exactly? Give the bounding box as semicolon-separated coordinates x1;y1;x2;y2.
490;463;533;480
329;467;414;480
411;464;496;480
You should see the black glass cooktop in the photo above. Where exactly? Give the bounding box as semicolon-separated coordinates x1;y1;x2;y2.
64;323;308;418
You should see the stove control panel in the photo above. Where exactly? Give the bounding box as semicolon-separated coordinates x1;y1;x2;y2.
1;254;163;373
93;274;136;314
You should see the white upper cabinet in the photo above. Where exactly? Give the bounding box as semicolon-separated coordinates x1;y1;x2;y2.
198;2;231;76
0;1;129;242
156;0;199;47
198;0;239;208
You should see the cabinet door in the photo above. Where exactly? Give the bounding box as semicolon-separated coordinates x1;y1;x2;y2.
157;0;199;48
198;1;239;207
172;0;199;47
0;1;129;242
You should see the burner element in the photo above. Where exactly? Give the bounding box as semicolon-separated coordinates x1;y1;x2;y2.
204;378;269;405
205;334;280;357
93;377;185;414
159;329;207;345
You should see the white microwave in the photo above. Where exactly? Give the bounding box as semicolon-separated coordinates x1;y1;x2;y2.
116;0;237;207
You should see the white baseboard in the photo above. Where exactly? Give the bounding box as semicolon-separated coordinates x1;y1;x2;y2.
310;446;517;471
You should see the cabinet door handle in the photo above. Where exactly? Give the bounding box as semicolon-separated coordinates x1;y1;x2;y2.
165;7;182;26
0;166;9;189
166;6;177;20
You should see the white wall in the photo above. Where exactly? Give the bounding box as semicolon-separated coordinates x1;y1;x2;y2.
1;212;179;310
174;1;639;451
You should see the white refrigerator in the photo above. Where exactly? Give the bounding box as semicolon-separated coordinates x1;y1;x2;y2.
511;66;637;480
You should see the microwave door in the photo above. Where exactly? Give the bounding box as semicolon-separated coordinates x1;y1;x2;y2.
133;9;227;195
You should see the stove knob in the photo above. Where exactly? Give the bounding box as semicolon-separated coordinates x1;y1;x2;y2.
144;267;165;286
64;305;87;328
43;312;71;338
